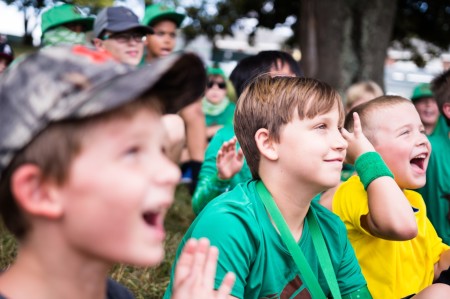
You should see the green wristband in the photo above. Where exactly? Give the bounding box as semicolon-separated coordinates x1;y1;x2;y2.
342;285;373;299
354;151;394;190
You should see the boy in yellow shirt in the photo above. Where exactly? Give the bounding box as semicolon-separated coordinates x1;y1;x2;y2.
332;95;450;298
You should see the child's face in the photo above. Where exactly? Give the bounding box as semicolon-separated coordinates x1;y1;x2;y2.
53;108;180;266
371;102;431;189
97;30;146;66
276;102;347;190
205;76;227;104
413;97;439;129
145;20;177;59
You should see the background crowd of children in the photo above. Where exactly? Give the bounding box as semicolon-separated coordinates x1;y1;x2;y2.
1;2;450;299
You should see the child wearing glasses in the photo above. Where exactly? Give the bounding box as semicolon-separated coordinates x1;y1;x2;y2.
93;6;153;66
203;67;236;140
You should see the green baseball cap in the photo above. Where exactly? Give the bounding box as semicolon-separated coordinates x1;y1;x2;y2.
142;4;185;28
411;83;433;102
41;4;95;35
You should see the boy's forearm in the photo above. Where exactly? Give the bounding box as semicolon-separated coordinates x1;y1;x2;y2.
366;177;417;240
354;152;417;240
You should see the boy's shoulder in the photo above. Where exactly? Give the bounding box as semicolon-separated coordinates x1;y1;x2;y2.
310;199;348;235
198;180;260;217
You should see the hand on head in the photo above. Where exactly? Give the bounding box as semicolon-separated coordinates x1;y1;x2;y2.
172;238;235;299
341;112;376;165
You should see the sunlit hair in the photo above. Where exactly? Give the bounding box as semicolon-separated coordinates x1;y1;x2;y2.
344;95;412;145
234;76;344;179
0;97;161;239
345;80;383;111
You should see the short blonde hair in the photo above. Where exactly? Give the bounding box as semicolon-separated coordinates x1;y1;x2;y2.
234;76;344;179
344;95;411;145
345;80;383;111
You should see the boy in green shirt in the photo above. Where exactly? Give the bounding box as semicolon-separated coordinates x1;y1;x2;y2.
418;70;450;246
165;76;371;298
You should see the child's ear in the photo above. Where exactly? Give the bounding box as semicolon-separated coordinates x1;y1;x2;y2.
255;128;278;161
12;164;63;219
92;38;105;49
443;103;450;120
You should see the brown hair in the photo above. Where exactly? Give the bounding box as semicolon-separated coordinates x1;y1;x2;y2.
0;97;161;239
431;69;450;126
344;95;412;144
234;76;344;179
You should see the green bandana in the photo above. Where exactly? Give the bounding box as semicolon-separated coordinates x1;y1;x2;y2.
42;27;88;47
202;96;230;116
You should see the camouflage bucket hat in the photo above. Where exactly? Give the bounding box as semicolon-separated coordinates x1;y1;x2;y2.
0;45;206;179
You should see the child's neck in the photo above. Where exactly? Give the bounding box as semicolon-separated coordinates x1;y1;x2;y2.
260;174;318;241
0;230;111;299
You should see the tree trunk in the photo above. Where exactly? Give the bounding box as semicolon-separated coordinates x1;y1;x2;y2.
300;0;398;93
22;6;33;46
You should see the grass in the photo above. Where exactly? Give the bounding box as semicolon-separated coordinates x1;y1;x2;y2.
0;184;195;299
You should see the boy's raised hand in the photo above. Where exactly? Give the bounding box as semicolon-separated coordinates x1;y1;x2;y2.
216;137;244;180
172;238;235;299
341;112;376;165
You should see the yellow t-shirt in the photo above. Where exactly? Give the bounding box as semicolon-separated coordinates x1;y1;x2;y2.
333;176;449;299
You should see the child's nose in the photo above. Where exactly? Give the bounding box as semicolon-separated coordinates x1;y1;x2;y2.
334;130;348;150
157;159;181;186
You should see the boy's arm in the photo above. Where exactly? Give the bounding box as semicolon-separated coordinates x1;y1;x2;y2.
216;137;244;181
192;136;242;215
342;113;418;240
435;249;450;280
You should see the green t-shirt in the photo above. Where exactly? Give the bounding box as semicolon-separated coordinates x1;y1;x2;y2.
418;125;450;245
192;125;252;214
165;180;368;298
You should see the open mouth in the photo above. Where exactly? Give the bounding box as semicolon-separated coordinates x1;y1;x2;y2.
143;212;158;226
410;153;427;170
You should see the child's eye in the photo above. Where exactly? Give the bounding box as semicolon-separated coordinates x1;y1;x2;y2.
124;146;140;157
400;130;410;136
315;124;327;130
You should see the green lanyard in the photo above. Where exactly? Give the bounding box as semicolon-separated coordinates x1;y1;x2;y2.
256;181;341;299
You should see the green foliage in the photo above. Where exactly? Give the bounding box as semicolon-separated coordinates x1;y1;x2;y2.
0;184;195;298
182;0;450;63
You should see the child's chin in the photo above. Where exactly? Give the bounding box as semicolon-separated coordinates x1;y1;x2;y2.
129;248;165;267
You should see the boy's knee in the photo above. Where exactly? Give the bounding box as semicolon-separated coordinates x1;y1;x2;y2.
162;114;186;146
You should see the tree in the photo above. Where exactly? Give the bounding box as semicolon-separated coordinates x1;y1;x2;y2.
182;0;450;92
299;0;397;92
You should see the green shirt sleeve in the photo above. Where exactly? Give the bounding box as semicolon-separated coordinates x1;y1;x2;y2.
192;126;235;215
